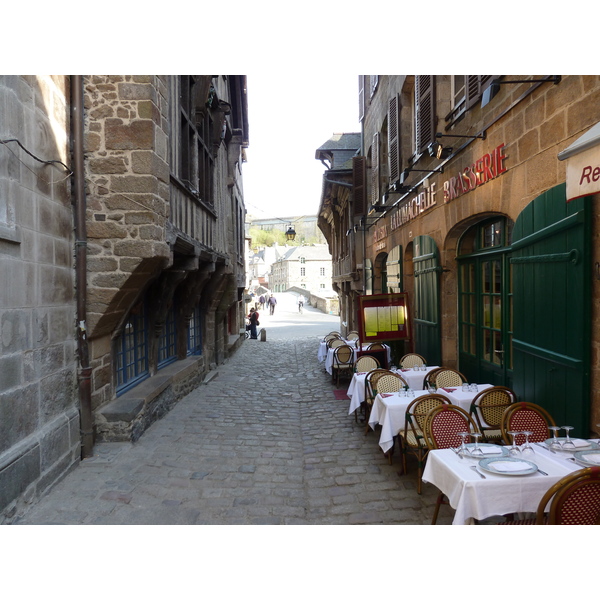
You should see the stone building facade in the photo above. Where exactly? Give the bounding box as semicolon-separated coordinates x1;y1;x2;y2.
0;75;249;521
318;75;600;438
0;76;79;521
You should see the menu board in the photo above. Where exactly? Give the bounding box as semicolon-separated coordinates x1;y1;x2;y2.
358;293;411;343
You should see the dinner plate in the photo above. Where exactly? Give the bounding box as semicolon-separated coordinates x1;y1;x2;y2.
573;450;600;467
543;438;592;452
478;456;538;476
462;443;508;458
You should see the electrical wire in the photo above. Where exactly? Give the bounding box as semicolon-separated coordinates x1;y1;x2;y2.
0;138;73;176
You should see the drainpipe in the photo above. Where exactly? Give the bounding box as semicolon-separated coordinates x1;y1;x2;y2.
71;75;93;458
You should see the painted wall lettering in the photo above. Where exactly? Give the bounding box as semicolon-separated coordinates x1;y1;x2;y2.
443;143;507;203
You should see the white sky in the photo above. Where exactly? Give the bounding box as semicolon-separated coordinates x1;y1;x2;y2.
243;72;360;220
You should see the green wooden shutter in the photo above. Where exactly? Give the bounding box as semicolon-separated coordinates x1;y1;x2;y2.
511;183;591;436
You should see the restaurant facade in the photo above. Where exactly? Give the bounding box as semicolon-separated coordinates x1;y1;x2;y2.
317;75;600;439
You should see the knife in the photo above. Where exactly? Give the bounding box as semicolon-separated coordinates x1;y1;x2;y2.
537;468;548;476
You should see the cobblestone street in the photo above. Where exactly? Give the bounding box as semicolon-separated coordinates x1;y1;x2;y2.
15;296;450;526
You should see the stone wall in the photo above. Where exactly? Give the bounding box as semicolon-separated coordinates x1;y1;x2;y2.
0;76;80;521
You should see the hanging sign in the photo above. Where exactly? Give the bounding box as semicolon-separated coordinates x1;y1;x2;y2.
565;148;600;202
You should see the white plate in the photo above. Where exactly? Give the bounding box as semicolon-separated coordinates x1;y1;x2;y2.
573;450;600;467
461;443;508;458
478;457;538;476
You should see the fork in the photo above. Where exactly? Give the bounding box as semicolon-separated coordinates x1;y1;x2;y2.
470;465;486;479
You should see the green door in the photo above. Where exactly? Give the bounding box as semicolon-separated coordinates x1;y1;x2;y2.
457;218;513;387
511;184;591;437
413;235;441;366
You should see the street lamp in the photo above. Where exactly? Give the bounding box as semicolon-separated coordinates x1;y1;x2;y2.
285;225;296;241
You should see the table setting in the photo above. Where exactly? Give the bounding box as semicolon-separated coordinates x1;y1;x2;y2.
435;383;493;412
422;426;598;524
392;365;439;390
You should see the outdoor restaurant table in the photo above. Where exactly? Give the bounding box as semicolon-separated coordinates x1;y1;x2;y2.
368;390;432;454
323;344;392;375
397;366;440;390
347;371;369;414
435;384;494;412
421;442;585;524
347;366;441;415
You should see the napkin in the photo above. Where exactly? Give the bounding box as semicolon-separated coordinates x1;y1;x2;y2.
580;453;600;464
473;445;503;455
571;439;591;448
487;460;531;472
441;387;456;393
381;393;395;398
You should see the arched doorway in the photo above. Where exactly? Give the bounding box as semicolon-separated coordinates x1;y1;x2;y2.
457;217;513;387
374;252;388;293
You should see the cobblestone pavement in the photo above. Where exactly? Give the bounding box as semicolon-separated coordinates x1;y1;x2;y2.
15;297;453;526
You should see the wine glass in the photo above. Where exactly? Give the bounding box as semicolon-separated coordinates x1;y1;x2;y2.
470;432;484;458
507;431;522;456
562;426;576;450
456;431;470;457
521;431;535;458
548;426;562;450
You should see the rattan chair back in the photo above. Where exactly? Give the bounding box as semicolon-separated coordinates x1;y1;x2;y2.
400;353;426;368
364;369;391;402
346;331;360;341
470;386;516;441
423;367;443;390
434;368;467;388
540;467;600;524
355;355;379;373
500;401;556;445
425;404;479;450
328;338;346;349
367;342;386;351
375;373;408;395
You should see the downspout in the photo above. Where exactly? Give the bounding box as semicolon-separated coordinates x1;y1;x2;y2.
71;75;93;458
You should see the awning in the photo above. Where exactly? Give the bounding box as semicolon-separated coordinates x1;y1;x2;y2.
558;122;600;202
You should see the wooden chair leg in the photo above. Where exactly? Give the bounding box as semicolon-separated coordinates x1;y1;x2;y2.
431;492;445;525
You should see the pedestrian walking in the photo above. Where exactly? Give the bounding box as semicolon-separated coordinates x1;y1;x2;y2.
268;294;277;315
248;307;260;339
258;295;265;310
298;294;305;313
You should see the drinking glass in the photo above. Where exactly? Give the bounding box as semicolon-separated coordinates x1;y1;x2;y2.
470;432;484;458
507;431;521;456
548;426;562;450
456;431;470;457
562;426;576;450
521;431;535;458
462;383;469;392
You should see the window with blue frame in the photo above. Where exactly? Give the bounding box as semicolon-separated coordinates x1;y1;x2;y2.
187;303;203;355
158;301;177;368
116;301;149;394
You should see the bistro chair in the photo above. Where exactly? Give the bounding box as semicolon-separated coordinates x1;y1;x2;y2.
369;373;409;452
499;467;600;525
500;401;556;445
398;394;452;494
327;337;347;349
399;353;427;368
346;331;360;341
469;386;516;443
354;355;379;373
331;344;354;387
434;368;467;389
324;333;341;343
425;404;480;524
361;368;391;425
423;367;443;390
367;342;386;351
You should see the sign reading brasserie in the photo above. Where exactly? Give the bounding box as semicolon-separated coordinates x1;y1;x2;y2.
391;143;508;230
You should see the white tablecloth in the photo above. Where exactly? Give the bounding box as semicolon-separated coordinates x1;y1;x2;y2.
435;384;493;412
397;366;440;390
421;443;583;524
368;390;432;453
347;372;369;414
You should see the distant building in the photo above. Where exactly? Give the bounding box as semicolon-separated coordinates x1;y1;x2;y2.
270;244;332;293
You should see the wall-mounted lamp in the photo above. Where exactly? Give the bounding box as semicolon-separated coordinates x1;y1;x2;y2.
367;205;387;216
285;226;297;241
427;141;453;160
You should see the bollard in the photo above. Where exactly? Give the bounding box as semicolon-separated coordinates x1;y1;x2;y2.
260;328;267;342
